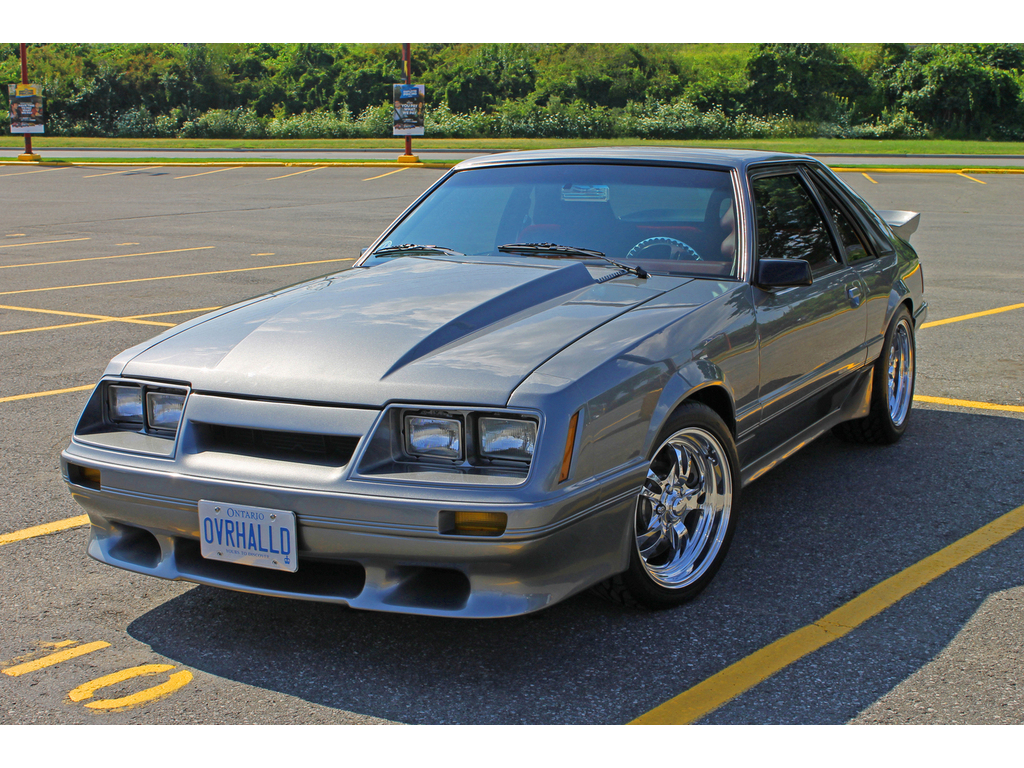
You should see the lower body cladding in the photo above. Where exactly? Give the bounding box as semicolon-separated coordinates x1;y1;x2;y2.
61;460;640;619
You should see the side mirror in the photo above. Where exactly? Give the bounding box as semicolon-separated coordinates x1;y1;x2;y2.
756;258;812;288
359;247;368;258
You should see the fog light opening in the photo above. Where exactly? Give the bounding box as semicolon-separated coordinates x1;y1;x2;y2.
67;463;101;490
439;511;508;537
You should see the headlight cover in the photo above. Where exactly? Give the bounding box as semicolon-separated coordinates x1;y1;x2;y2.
102;381;188;436
405;414;463;460
107;384;144;426
146;390;186;432
479;417;537;462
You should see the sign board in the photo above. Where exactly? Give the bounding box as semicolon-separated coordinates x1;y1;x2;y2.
392;84;425;136
8;83;44;134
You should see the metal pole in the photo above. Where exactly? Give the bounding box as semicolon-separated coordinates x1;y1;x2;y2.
403;43;412;157
20;43;33;158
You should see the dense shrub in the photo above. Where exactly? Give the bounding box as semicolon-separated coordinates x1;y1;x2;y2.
6;43;1024;140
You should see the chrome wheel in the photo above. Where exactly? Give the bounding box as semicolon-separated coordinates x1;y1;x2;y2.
635;426;733;589
887;317;914;427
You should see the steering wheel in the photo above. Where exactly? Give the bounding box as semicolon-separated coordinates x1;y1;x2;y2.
626;237;701;261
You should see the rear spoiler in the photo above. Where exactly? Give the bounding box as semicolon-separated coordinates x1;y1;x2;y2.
877;210;920;242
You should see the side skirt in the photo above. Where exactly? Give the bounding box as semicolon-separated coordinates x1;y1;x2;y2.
739;365;873;487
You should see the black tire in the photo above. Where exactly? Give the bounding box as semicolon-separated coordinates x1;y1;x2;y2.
833;305;916;445
592;402;740;609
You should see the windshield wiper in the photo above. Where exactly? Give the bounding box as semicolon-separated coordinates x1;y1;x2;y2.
498;242;648;279
371;244;464;257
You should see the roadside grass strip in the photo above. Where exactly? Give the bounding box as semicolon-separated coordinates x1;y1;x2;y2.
632;501;1024;724
0;515;89;546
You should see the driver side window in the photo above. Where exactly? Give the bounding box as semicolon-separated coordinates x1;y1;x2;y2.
752;174;840;274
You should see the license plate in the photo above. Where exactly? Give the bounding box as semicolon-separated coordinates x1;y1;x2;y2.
199;500;297;572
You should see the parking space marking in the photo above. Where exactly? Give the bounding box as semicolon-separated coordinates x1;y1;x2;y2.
0;237;90;250
0;304;220;336
364;168;409;181
632;501;1024;724
0;303;175;327
0;385;93;404
921;302;1024;329
862;173;878;184
0;257;356;297
958;173;986;184
82;167;163;178
0;515;89;545
0;245;215;271
2;641;110;677
68;664;193;710
0;167;66;177
267;167;325;180
174;167;240;179
915;395;1024;414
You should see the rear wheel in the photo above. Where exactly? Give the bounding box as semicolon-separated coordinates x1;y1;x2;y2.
833;305;915;445
593;402;739;609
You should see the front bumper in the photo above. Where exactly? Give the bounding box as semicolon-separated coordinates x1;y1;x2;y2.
61;451;640;618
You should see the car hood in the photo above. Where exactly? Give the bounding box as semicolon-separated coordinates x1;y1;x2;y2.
121;256;678;407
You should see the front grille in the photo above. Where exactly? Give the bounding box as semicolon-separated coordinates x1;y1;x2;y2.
196;423;361;466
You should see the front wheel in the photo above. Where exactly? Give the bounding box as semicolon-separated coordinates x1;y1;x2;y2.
833;305;916;445
593;402;739;609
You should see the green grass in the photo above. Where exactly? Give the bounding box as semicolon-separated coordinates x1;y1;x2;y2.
4;136;1024;155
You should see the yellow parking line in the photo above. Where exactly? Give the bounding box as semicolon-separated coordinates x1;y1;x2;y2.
0;304;175;328
0;167;66;177
958;173;986;184
920;302;1024;329
862;173;877;184
82;166;163;178
632;501;1024;724
0;237;90;250
0;245;214;270
267;167;325;180
364;168;409;181
174;167;240;179
0;257;355;297
3;641;111;677
0;514;90;546
0;385;93;404
0;304;220;336
0;319;110;336
914;395;1024;414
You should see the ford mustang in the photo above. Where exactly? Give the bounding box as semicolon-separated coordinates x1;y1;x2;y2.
61;148;925;617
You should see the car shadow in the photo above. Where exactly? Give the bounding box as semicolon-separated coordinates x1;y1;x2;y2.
127;407;1024;724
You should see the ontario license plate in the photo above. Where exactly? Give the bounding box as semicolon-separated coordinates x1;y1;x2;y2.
198;500;297;572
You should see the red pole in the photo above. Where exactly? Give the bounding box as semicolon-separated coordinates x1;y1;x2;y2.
403;43;412;157
20;43;33;157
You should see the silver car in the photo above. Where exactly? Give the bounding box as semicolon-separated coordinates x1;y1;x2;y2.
61;148;925;618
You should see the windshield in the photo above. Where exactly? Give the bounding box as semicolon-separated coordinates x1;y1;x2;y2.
364;163;739;278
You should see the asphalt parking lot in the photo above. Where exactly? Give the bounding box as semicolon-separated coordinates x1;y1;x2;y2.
1;162;1022;725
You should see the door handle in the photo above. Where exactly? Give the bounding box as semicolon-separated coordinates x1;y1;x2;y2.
847;285;863;307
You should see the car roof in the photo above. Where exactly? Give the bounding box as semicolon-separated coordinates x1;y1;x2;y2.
453;146;812;173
